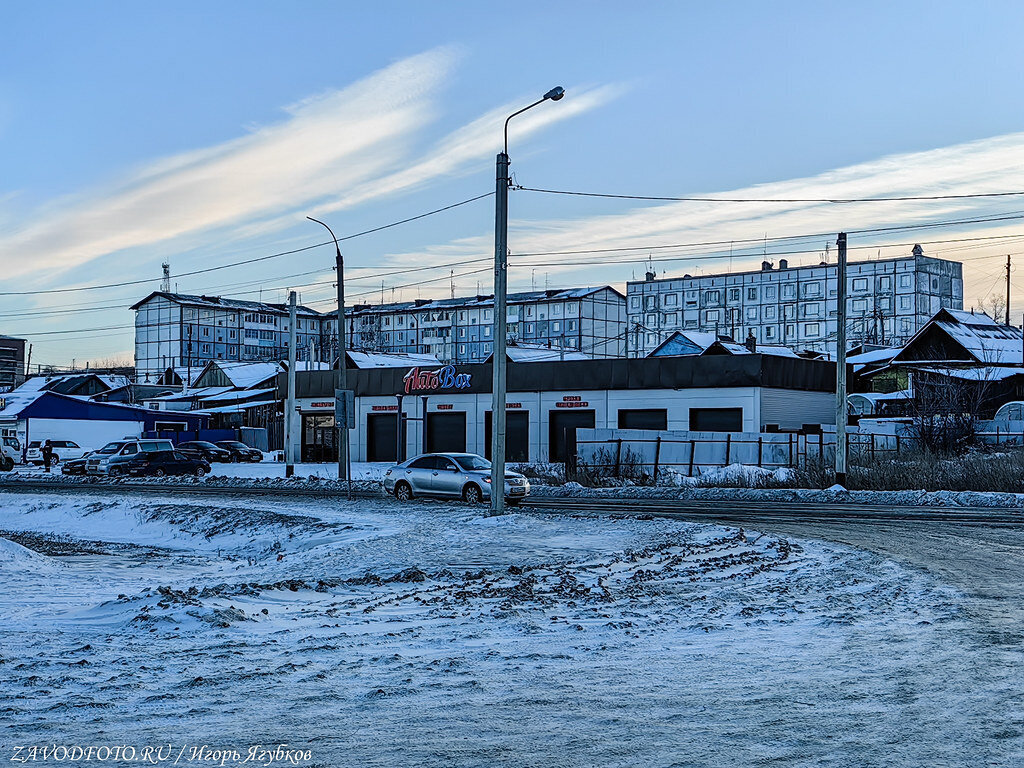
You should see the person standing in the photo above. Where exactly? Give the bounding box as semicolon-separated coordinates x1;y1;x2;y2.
41;440;53;473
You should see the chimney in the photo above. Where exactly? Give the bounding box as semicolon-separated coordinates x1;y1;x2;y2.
778;258;789;269
912;244;924;257
745;330;757;353
761;261;772;271
645;271;656;282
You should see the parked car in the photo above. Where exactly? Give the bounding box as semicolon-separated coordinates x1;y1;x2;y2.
26;439;91;465
214;440;263;463
175;440;232;463
86;439;175;475
62;456;89;476
383;452;530;505
107;450;210;478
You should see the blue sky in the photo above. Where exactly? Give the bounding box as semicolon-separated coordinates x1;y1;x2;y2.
3;1;1024;366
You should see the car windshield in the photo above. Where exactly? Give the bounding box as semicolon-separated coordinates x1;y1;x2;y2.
218;442;247;449
454;455;490;471
95;442;124;455
141;442;173;452
189;441;220;449
28;441;40;449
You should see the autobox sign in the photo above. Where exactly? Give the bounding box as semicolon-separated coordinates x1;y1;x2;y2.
556;395;589;408
403;365;472;394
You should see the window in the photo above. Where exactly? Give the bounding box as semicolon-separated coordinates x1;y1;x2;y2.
746;307;758;320
804;303;820;317
646;333;657;344
646;314;657;326
526;323;534;333
459;328;466;338
764;306;776;320
747;287;757;301
899;296;912;310
879;276;892;290
645;296;656;310
804;323;820;336
765;286;777;300
804;281;821;297
552;321;561;332
630;296;640;309
853;278;868;291
728;288;740;302
459;344;466;354
566;302;577;314
526;307;534;317
484;326;491;337
765;326;776;339
705;309;720;322
899;274;913;288
690;407;742;432
853;299;868;312
665;293;678;307
782;284;796;299
705;290;721;304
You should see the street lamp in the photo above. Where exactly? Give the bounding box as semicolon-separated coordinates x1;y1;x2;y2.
490;85;565;516
307;216;351;498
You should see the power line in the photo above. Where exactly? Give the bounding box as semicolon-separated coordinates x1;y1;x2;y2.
516;185;1024;204
0;192;494;297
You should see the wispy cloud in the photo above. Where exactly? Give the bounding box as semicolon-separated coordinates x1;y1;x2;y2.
373;131;1024;305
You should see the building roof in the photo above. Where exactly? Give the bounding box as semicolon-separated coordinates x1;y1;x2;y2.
484;344;594;363
346;351;442;369
131;291;321;317
198;387;275;403
893;308;1024;366
847;347;901;369
325;286;623;317
705;341;801;358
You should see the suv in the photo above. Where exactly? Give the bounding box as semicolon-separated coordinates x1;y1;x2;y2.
215;441;263;463
108;450;210;478
383;453;530;505
86;439;175;475
27;440;90;465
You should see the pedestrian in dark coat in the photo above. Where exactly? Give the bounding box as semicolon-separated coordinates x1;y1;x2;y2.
41;440;53;473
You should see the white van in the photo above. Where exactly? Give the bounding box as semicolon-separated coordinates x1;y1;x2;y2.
0;432;20;471
86;439;174;475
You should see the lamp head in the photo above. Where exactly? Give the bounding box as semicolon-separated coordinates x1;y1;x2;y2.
543;86;566;101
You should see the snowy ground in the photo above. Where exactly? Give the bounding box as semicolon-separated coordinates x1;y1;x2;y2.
2;490;1021;766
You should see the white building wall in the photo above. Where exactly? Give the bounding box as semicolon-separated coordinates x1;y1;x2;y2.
23;417;145;451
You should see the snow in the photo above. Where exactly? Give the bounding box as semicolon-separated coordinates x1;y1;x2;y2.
927;309;1024;364
347;351;441;368
1;489;1019;764
212;361;282;389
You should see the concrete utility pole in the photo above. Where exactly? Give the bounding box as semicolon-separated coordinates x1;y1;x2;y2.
835;233;848;487
285;290;298;478
1006;254;1012;326
307;216;350;496
490;85;564;516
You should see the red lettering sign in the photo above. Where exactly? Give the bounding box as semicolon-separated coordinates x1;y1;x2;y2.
562;395;582;402
556;401;589;408
436;404;454;410
507;403;522;409
403;365;472;394
372;405;398;412
311;401;333;408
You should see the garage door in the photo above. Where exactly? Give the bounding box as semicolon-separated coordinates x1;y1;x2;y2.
689;407;743;432
548;409;595;463
617;408;668;430
426;412;467;454
367;413;406;462
484;411;530;462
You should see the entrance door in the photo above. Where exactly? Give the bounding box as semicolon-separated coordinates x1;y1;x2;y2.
367;413;406;462
302;414;336;462
484;411;530;461
549;409;595;463
426;412;467;454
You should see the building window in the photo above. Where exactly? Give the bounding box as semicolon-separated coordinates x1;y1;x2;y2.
804;323;820;336
899;296;912;310
765;326;776;339
879;276;892;290
782;284;796;299
747;287;757;301
765;286;776;300
646;333;657;344
665;293;678;307
804;281;821;297
705;290;721;304
630;296;640;309
705;310;720;322
746;307;757;320
728;288;740;302
645;296;656;310
804;303;820;317
853;278;868;291
552;321;561;332
764;306;777;320
568;320;577;331
566;302;577;313
646;314;657;326
853;299;868;312
899;274;913;288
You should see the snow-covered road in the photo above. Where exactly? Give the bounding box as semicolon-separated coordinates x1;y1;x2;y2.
1;491;1020;766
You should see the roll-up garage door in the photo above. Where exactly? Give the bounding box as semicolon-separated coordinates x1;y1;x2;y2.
484;411;530;461
549;409;595;463
617;408;668;430
426;412;467;453
367;413;406;462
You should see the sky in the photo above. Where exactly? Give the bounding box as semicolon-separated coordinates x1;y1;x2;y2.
3;0;1024;368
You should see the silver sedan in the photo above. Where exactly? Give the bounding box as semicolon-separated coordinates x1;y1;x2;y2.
383;453;530;505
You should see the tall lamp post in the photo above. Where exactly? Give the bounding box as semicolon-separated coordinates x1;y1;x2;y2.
490;86;565;515
307;216;351;497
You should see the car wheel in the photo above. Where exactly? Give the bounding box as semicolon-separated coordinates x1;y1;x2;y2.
154;468;165;477
394;481;413;502
0;457;12;472
463;484;483;504
195;466;207;477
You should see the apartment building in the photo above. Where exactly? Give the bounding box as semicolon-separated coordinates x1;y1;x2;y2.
625;246;963;356
132;292;323;381
0;335;26;391
323;287;627;364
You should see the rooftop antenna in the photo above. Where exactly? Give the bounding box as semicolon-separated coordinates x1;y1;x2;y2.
450;270;455;299
763;233;768;258
160;262;171;292
531;269;536;291
729;241;733;272
381;281;385;304
824;242;830;263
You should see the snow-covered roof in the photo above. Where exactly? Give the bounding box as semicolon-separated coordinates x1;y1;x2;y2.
146;386;234;402
848;390;913;404
0;389;47;419
502;345;593;363
898;308;1024;365
346;351;441;369
847;347;901;366
326;285;622;317
198;387;275;403
191;401;274;414
131;290;321;317
210;361;282;389
711;342;800;358
914;365;1024;382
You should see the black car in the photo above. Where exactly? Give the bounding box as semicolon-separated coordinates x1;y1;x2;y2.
107;450;210;478
215;440;263;463
62;456;88;476
175;440;232;463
